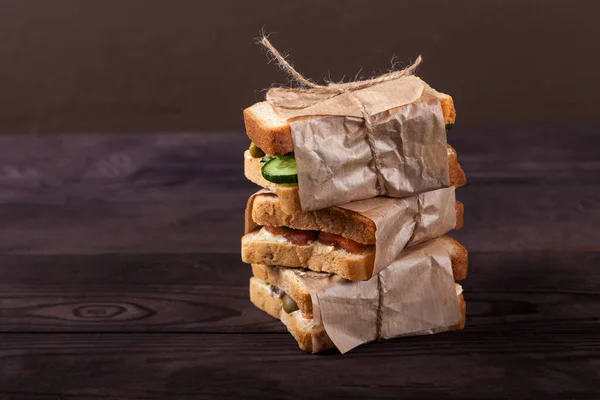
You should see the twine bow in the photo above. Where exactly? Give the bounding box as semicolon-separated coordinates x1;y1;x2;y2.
259;36;423;196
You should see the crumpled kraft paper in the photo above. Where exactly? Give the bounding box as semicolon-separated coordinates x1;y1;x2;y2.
244;186;457;278
301;237;462;354
268;76;450;211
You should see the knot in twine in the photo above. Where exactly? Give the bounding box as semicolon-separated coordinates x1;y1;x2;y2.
259;37;422;196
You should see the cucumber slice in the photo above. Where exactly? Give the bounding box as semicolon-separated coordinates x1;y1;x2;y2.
445;123;453;131
261;155;298;184
260;156;275;163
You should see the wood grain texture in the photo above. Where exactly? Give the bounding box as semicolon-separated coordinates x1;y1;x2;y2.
1;251;600;398
0;128;599;254
1;329;599;400
1;252;599;334
1;128;599;398
0;253;282;333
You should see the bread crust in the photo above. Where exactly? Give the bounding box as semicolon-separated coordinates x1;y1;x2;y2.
242;231;468;282
440;235;469;280
249;276;332;351
244;103;295;157
249;277;282;319
249;277;466;353
440;96;456;125
242;230;375;281
250;193;464;245
244;151;302;214
251;193;376;244
447;145;467;188
280;307;332;352
455;200;464;230
251;263;314;317
455;293;467;330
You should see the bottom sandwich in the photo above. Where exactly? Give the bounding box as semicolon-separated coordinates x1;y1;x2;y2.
249;262;466;353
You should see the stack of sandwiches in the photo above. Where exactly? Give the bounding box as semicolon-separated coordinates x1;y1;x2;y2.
241;65;468;353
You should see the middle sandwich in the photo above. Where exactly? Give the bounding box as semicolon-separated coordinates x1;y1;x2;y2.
242;187;465;281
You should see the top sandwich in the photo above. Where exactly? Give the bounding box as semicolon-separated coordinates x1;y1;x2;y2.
245;145;466;214
244;84;456;156
243;88;465;213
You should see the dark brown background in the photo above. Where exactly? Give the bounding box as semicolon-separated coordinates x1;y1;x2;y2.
2;2;600;398
0;0;598;133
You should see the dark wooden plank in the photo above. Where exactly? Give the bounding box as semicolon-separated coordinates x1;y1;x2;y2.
0;253;284;333
0;132;252;204
1;252;599;333
450;183;600;251
1;128;598;199
0;130;599;254
0;194;251;254
1;183;598;254
450;125;600;184
0;127;598;398
1;328;599;400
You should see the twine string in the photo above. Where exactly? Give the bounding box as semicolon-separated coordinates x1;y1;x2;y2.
259;36;422;196
259;36;421;96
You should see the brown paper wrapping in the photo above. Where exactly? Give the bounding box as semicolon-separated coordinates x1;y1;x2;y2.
308;237;462;353
269;75;425;119
268;76;450;212
250;45;459;353
244;186;457;279
244;187;461;353
341;186;456;275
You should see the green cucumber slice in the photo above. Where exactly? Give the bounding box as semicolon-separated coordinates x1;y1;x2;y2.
260;156;275;163
261;155;298;184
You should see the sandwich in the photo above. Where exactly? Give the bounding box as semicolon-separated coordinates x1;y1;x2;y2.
244;82;456;156
242;191;465;281
243;39;469;354
243;90;466;213
249;235;467;353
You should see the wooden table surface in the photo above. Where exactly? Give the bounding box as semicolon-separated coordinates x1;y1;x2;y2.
1;127;599;399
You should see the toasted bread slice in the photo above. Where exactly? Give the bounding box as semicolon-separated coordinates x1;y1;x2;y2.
251;234;466;319
244;86;456;156
242;227;376;281
244;151;302;213
249;277;334;352
249;277;466;353
251;264;316;318
251;192;464;245
447;145;467;188
440;235;469;281
244;148;466;214
242;233;468;282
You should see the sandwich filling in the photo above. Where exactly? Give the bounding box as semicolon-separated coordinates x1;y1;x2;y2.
261;226;371;254
263;281;307;318
261;279;464;322
249;126;454;184
245;145;466;195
